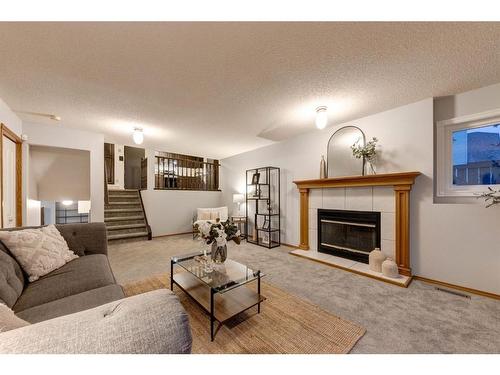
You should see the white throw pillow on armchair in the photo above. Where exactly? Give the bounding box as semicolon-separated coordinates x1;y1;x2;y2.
210;207;228;222
197;208;213;221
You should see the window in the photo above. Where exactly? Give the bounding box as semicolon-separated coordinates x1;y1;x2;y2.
436;110;500;197
154;151;219;191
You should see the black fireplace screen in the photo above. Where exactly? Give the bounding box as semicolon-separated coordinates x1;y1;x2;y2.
317;209;380;263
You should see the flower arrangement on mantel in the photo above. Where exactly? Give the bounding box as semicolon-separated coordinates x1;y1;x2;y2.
196;219;241;247
351;137;378;175
476;187;500;208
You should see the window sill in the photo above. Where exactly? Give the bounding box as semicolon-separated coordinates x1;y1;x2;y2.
433;195;483;205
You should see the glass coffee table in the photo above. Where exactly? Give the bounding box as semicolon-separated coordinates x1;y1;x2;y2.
171;251;265;341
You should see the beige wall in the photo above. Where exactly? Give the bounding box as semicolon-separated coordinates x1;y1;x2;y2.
29;145;90;201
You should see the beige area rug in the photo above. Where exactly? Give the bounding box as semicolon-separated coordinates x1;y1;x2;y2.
123;274;365;354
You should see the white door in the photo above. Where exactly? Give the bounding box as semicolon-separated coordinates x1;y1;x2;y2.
2;136;17;228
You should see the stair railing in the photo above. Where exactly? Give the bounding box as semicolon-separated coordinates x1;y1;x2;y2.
104;162;109;205
138;190;152;240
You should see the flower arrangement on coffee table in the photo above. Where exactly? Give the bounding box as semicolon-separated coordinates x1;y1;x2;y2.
195;219;240;264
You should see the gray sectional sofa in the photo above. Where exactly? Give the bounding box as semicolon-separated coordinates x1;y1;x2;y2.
0;223;192;354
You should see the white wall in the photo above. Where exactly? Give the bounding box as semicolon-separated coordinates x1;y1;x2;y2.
141;148;222;236
22;122;105;222
221;96;500;295
0;97;22;136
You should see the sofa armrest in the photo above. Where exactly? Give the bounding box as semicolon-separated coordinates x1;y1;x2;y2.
56;223;108;256
0;289;192;354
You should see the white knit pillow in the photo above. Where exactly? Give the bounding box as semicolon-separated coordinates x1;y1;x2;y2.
0;225;78;282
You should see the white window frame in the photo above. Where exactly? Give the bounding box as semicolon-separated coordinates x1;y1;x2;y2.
436;109;500;197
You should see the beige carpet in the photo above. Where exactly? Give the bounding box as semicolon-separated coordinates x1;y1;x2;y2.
123;273;365;354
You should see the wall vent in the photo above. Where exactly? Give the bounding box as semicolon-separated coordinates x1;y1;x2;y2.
435;287;471;299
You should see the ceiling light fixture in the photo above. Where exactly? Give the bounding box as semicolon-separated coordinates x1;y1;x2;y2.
315;106;328;130
132;127;144;145
62;200;73;206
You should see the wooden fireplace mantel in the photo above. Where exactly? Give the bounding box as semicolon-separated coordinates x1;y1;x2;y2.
293;172;421;276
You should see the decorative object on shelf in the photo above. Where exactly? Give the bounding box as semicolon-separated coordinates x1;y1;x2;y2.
327;126;366;177
246;166;281;249
251;172;261;185
476;187;500;207
381;258;399;278
351;136;378;176
368;248;386;273
262;217;270;230
195;219;240;264
320;155;327;178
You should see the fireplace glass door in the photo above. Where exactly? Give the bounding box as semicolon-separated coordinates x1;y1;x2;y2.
318;209;380;263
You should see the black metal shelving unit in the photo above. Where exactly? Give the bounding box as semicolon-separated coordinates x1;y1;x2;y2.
245;166;280;248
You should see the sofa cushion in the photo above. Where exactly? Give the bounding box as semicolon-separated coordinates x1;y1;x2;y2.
0;225;78;282
0;245;25;308
13;254;116;313
0;303;30;332
17;284;125;324
55;223;108;257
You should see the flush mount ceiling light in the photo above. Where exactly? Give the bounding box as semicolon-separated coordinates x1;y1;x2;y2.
315;106;328;130
14;110;61;121
61;200;73;206
132;127;144;145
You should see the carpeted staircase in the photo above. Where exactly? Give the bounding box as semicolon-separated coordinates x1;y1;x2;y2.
105;189;151;243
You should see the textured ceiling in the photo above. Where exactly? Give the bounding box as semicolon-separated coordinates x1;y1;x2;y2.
0;22;499;159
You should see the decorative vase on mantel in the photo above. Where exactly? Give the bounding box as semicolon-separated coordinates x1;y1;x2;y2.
363;158;376;176
211;242;228;264
320;155;327;179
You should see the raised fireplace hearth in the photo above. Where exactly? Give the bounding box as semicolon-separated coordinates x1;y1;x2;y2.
318;209;380;263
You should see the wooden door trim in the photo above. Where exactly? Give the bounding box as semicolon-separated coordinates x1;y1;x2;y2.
1;123;23;227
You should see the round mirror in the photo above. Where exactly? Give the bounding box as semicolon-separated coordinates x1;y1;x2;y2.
327;126;365;177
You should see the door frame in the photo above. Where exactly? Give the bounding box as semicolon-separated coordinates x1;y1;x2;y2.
0;123;23;227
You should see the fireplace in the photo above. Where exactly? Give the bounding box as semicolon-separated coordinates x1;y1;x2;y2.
317;209;380;264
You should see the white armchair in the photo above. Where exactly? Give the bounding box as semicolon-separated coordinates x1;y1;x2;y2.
192;207;229;238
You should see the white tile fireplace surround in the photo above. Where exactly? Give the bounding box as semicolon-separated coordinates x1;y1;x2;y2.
308;187;395;258
291;186;411;287
292;172;420;287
